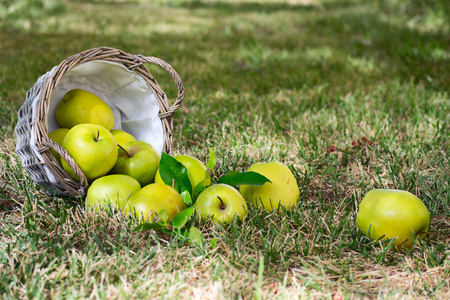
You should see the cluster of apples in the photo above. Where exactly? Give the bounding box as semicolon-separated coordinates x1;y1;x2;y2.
49;89;431;251
48;89;188;221
48;89;300;225
48;89;160;186
195;161;300;224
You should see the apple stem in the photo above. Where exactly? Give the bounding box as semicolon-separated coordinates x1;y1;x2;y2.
217;196;226;210
94;129;100;142
117;144;131;158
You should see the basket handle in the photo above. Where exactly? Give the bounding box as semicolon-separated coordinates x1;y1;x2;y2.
131;55;185;119
43;138;89;192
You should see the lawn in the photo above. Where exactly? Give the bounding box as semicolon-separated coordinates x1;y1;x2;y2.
0;0;449;299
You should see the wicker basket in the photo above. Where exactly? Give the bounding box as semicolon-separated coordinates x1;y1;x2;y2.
15;47;185;198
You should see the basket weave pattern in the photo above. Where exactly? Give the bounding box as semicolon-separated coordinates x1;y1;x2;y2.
15;47;184;198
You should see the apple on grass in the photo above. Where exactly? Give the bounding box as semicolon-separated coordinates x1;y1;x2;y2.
56;89;115;130
61;124;118;182
356;189;430;250
111;129;136;146
155;154;211;193
125;183;186;222
86;174;141;210
109;140;160;187
195;184;248;224
240;161;299;213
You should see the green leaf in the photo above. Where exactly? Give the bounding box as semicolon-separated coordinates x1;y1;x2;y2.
157;209;169;224
172;206;195;228
175;227;190;239
189;226;204;247
133;222;167;232
180;190;192;206
205;148;216;170
217;171;271;189
159;152;192;195
192;179;207;203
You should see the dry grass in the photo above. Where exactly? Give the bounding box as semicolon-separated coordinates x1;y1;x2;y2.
1;0;449;299
1;191;448;298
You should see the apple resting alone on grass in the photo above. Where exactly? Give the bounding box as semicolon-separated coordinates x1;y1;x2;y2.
111;129;136;146
86;174;141;210
61;124;118;182
240;161;299;212
48;127;70;163
110;140;160;187
356;189;430;250
155;154;211;193
125;183;185;222
55;89;115;130
195;184;248;224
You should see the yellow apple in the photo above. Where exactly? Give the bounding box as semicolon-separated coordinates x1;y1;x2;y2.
48;128;70;163
155;155;211;193
125;183;185;222
110;140;160;186
61;124;118;182
86;174;141;210
55;89;115;130
111;129;136;146
356;189;430;250
240;161;299;212
195;184;248;224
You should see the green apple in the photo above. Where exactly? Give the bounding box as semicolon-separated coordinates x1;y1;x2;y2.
195;184;248;224
110;140;160;186
86;174;141;210
125;183;185;222
48;128;70;163
111;129;136;146
61;124;118;182
240;161;299;213
155;154;211;193
55;89;115;130
356;189;430;250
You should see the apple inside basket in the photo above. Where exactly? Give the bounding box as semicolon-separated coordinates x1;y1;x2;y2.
15;47;184;198
48;60;165;155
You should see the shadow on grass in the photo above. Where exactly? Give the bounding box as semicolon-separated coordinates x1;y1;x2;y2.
163;0;322;12
0;0;448;99
165;0;449;92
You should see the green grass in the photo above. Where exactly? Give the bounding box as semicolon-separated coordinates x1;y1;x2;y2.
1;0;449;298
